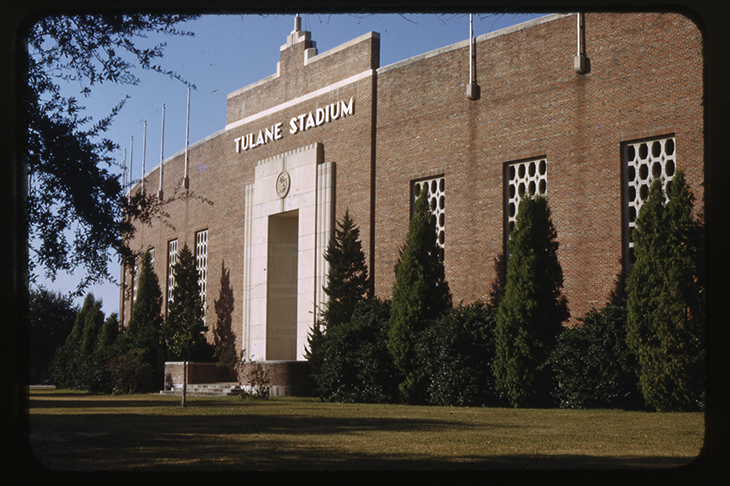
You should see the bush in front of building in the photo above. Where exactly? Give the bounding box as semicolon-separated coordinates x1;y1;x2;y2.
388;190;452;404
493;195;569;408
549;305;642;409
626;170;705;412
416;302;502;407
316;298;398;404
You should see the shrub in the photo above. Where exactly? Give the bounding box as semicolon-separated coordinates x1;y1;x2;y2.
108;345;155;395
317;298;398;404
239;361;271;400
549;305;642;409
417;302;501;407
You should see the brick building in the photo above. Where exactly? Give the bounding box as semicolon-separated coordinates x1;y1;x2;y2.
121;13;704;366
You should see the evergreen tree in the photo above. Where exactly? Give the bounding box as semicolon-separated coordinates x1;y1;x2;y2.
322;209;370;328
493;195;569;408
388;190;452;403
626;171;704;411
164;243;207;360
67;293;97;345
49;293;105;389
163;243;207;406
79;297;105;357
306;210;369;381
127;250;164;339
123;250;166;390
96;313;119;353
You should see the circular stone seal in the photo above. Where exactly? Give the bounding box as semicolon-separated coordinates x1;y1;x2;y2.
276;171;291;198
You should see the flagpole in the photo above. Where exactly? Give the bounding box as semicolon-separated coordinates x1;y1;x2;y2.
158;103;165;200
129;135;133;195
122;148;128;202
142;120;147;196
184;86;190;188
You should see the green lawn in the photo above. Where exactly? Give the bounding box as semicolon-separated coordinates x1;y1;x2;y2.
26;388;704;472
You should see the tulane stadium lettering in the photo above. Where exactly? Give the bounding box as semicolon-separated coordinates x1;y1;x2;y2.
234;97;354;153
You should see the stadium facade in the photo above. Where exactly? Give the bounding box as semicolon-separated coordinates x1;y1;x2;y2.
121;12;704;368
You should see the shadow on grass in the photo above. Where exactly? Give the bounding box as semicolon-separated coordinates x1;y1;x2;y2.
26;392;705;473
28;411;703;472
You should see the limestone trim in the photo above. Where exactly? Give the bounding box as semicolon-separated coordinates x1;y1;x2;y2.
241;143;333;361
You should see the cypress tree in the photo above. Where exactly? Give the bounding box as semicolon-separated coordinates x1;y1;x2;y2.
626;170;704;411
127;250;163;338
493;195;569;408
163;243;207;406
163;243;207;360
388;190;452;403
67;293;97;345
120;250;166;392
96;313;119;353
79;296;105;357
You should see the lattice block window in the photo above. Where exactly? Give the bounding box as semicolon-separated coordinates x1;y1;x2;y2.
624;136;676;266
132;256;138;303
413;176;445;249
506;158;547;237
195;230;208;321
167;239;178;307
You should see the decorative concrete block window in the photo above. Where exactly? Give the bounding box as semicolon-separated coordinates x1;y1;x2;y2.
132;256;138;304
195;229;208;321
623;135;676;268
412;176;445;250
505;157;548;243
167;239;178;307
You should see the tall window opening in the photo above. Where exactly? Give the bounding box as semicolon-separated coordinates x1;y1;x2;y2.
195;230;208;323
167;239;178;309
504;157;548;254
623;135;676;270
412;176;445;251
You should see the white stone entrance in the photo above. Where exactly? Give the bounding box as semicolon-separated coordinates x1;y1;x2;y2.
242;143;334;360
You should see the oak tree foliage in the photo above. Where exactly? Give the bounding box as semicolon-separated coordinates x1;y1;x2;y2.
20;13;198;291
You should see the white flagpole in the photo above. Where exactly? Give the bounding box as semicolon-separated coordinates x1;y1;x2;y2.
123;148;128;202
184;85;190;188
142;120;147;196
158;103;165;199
469;13;474;84
129;135;133;194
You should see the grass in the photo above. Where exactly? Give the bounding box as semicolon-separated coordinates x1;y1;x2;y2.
25;388;705;472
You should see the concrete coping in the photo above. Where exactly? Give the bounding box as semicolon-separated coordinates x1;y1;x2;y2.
377;13;571;75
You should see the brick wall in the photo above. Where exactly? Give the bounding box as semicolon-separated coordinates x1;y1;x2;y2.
373;12;703;322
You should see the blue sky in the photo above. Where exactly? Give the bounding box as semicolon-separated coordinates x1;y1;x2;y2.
34;11;550;316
